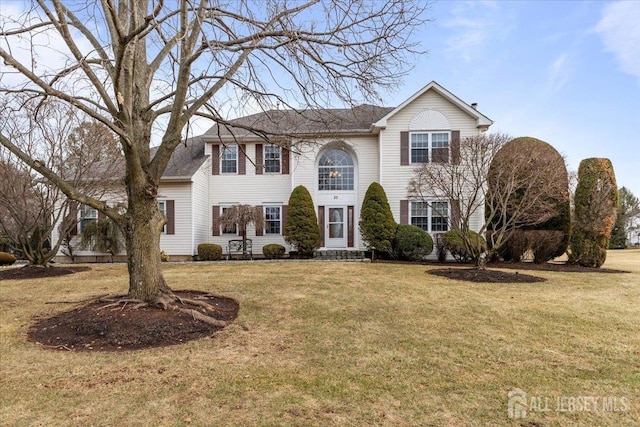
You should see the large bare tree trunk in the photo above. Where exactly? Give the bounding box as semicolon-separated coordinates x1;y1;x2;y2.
123;196;169;302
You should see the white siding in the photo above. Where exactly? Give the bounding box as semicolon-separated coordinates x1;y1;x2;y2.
158;182;193;256
209;141;292;253
379;89;484;233
191;161;211;254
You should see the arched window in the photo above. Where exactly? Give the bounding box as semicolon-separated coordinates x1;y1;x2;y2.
318;149;354;191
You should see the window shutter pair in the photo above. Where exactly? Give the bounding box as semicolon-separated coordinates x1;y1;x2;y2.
254;144;290;175
400;130;460;165
211;144;246;175
212;204;288;237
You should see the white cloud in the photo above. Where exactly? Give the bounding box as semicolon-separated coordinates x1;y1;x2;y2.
595;1;640;85
546;53;570;94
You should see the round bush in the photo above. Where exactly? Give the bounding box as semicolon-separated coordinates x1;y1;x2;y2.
0;251;17;265
487;137;570;262
393;224;433;261
263;244;285;259
197;243;222;261
441;229;486;263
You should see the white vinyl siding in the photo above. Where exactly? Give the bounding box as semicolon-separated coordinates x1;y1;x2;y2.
379;89;485;231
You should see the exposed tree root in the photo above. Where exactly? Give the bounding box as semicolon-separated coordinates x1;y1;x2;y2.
87;291;230;327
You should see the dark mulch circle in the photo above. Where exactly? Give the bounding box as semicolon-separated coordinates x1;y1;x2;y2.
28;290;239;352
0;265;91;281
429;268;547;283
489;261;629;274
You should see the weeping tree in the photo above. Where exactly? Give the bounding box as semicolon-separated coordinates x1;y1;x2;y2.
0;1;428;307
218;205;263;258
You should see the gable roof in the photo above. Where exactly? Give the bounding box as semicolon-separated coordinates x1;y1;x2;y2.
373;81;493;130
203;104;394;141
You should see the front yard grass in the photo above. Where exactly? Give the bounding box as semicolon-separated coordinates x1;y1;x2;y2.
1;250;638;426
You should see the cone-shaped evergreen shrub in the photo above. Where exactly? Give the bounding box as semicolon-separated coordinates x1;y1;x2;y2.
284;185;321;256
359;182;396;254
569;158;618;267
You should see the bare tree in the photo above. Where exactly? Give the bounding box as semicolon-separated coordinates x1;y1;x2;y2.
0;1;428;307
0;97;119;265
408;134;567;267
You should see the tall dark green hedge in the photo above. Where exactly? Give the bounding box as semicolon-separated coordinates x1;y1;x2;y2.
283;185;321;256
569;158;618;267
487;137;570;263
359;182;396;255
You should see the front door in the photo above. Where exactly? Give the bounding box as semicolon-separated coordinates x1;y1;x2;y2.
326;206;346;248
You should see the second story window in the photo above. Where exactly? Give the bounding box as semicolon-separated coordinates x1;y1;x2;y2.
411;132;450;163
264;145;281;173
318;149;354;191
221;145;237;174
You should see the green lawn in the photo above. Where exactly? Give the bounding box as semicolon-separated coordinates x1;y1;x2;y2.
1;250;639;426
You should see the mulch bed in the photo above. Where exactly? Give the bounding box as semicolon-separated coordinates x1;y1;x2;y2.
0;265;91;281
429;267;547;283
28;290;239;352
489;261;629;274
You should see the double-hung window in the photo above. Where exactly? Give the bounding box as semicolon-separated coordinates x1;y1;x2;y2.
264;206;281;235
221;145;238;173
264;145;281;173
79;205;98;233
411;132;450;163
411;201;449;233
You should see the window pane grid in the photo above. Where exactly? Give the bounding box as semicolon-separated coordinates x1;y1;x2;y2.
318;149;354;191
265;206;281;234
410;132;450;164
410;201;449;233
264;145;281;173
221;146;237;173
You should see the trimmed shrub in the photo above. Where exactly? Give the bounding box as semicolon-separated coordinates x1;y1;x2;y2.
527;230;566;264
487;137;570;262
441;229;487;263
197;243;222;261
0;251;17;265
393;224;433;261
284;185;321;256
359;182;396;255
569;158;618;267
263;243;285;259
160;251;170;262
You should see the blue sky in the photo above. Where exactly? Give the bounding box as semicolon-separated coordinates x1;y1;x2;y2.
385;0;639;197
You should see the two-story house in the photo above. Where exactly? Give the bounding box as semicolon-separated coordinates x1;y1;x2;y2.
56;81;492;261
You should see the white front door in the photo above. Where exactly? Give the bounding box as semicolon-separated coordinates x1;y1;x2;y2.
326;206;346;248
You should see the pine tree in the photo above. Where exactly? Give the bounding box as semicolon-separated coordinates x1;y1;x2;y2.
359;182;396;256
